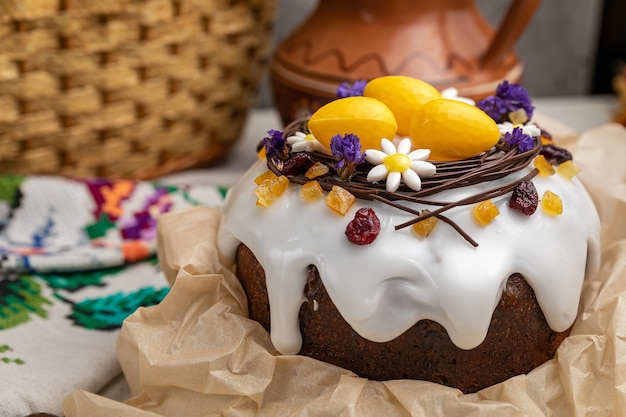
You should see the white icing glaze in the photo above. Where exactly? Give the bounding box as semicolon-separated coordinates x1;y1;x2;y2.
218;159;601;355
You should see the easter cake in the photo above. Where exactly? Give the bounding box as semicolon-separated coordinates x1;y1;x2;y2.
217;77;601;393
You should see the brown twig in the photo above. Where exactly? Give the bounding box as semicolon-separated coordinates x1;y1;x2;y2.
264;119;542;246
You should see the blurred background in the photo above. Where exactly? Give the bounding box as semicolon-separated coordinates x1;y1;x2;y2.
256;0;625;107
2;0;624;180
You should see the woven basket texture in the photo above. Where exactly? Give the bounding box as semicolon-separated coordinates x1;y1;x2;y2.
0;0;276;179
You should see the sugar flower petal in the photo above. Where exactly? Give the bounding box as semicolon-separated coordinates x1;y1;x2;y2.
386;171;402;192
402;168;423;191
381;138;397;155
367;164;389;182
498;121;542;140
440;87;476;106
365;149;388;165
287;131;324;153
522;124;541;137
396;138;412;155
366;138;437;192
408;149;431;161
411;160;437;176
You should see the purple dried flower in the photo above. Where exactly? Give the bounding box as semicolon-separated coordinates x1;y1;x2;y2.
330;133;366;180
263;129;288;160
476;96;508;121
331;133;366;166
336;80;367;98
504;127;536;153
477;80;534;123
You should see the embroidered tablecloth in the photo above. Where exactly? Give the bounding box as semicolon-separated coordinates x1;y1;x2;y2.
0;175;225;417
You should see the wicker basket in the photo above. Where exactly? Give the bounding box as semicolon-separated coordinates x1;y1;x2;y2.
0;0;276;179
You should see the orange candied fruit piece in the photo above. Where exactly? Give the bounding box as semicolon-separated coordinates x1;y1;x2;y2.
541;190;563;215
412;211;438;238
472;200;500;226
301;180;324;202
533;155;555;177
255;174;289;207
556;160;581;180
540;135;553;145
326;185;355;215
508;108;529;125
255;170;277;185
305;162;330;179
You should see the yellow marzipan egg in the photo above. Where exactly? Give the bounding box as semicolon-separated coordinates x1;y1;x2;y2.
364;75;440;136
409;98;499;161
308;96;397;150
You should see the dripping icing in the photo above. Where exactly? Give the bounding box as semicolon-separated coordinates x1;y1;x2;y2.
218;159;601;354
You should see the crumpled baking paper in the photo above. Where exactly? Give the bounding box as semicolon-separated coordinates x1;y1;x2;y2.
63;121;626;417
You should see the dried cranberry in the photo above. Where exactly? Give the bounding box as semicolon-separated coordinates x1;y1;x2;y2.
345;208;381;245
540;144;572;165
281;153;315;176
509;180;538;215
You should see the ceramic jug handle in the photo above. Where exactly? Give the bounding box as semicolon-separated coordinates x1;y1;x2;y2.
481;0;541;69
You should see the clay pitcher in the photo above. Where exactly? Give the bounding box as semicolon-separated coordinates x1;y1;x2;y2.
270;0;541;124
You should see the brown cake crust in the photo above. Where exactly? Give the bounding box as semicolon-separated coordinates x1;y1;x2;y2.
236;243;571;393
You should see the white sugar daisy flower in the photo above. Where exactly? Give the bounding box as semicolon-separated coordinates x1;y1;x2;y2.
440;87;476;106
286;131;328;153
497;121;541;138
365;138;436;192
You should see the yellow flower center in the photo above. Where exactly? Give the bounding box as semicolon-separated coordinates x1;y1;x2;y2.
304;134;316;142
383;153;411;173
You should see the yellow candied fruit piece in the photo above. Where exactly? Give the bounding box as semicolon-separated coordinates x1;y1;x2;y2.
541;190;563;215
540;135;553;146
305;162;330;179
255;185;275;207
412;211;438;238
257;147;267;160
533;155;556;177
255;175;289;207
508;108;529;125
472;200;500;226
270;175;289;195
556;160;581;180
254;170;277;185
325;185;355;215
300;180;324;203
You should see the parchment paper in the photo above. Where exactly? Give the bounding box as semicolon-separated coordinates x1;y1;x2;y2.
63;122;626;417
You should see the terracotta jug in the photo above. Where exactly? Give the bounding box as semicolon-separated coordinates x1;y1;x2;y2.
270;0;541;124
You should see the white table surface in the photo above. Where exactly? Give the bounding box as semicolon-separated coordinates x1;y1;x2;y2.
98;95;620;403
